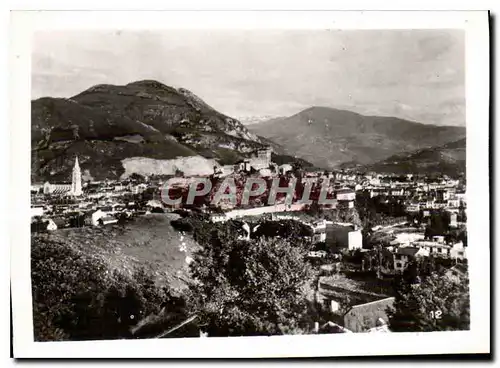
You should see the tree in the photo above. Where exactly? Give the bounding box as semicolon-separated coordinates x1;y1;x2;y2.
251;219;313;247
305;201;323;217
151;207;165;213
425;211;451;238
31;236;174;341
69;214;86;228
188;227;314;336
387;270;470;332
129;173;145;183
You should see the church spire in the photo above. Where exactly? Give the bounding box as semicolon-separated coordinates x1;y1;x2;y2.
71;155;82;196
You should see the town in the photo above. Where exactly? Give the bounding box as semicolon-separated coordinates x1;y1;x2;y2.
31;146;468;336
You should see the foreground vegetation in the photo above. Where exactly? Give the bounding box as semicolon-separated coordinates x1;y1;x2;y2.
32;211;470;340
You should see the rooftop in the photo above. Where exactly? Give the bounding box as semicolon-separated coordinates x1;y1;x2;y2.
396;247;420;256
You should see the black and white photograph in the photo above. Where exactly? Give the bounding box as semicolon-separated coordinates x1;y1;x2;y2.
10;10;490;358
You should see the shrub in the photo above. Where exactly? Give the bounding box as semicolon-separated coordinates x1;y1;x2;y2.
188;222;314;336
31;235;172;341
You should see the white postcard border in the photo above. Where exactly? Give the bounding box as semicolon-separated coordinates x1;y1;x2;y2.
10;10;490;358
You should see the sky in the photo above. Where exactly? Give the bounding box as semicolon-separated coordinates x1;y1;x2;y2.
32;29;465;126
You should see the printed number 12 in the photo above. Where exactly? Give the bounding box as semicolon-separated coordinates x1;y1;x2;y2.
430;310;442;319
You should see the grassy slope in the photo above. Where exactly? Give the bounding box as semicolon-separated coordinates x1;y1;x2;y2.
35;214;199;291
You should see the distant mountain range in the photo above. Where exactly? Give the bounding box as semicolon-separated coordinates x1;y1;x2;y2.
237;115;282;125
361;138;466;176
31;83;466;182
31;80;311;181
248;106;466;170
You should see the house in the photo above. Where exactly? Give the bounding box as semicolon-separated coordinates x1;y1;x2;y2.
343;297;395;333
279;164;293;175
91;209;107;226
234;159;252;173
146;199;164;210
130;183;148;194
316;321;353;334
436;189;450;201
393;247;428;272
335;187;355;209
419;199;435;209
214;164;235;177
307;250;327;259
313;230;327;243
249;147;272;170
31;184;43;194
50;217;67;230
447;198;461;208
390;188;405;197
405;203;420;213
31;218;57;232
98;216;118;226
393;232;425;247
311;219;332;243
412;238;464;258
449;213;458;228
210;213;227;223
336;188;356;201
46;218;58;231
455;191;466;205
325;224;362;251
450;241;467;260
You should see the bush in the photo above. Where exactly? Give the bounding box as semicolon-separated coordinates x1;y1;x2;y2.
170;219;194;233
188;222;314;336
31;236;172;341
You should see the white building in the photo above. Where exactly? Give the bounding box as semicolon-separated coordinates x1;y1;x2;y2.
91;209;107;226
43;182;71;195
412;237;466;260
348;230;363;250
249;147;272;170
279;164;293;175
450;241;467;260
336;188;356;201
46;219;58;231
449;213;458;228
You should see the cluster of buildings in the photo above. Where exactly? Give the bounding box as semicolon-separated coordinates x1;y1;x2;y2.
31;149;469;336
386;235;467;273
310;219;362;251
31;156;163;232
32;155;467;274
356;173;466;213
215;147;274;176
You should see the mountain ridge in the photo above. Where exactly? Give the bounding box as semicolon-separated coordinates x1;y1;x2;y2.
31;80;270;181
362;138;466;176
248;106;466;169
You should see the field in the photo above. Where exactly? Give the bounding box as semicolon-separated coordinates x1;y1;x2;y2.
34;213;199;291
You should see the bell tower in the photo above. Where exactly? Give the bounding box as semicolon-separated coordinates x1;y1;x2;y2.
71;156;83;196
